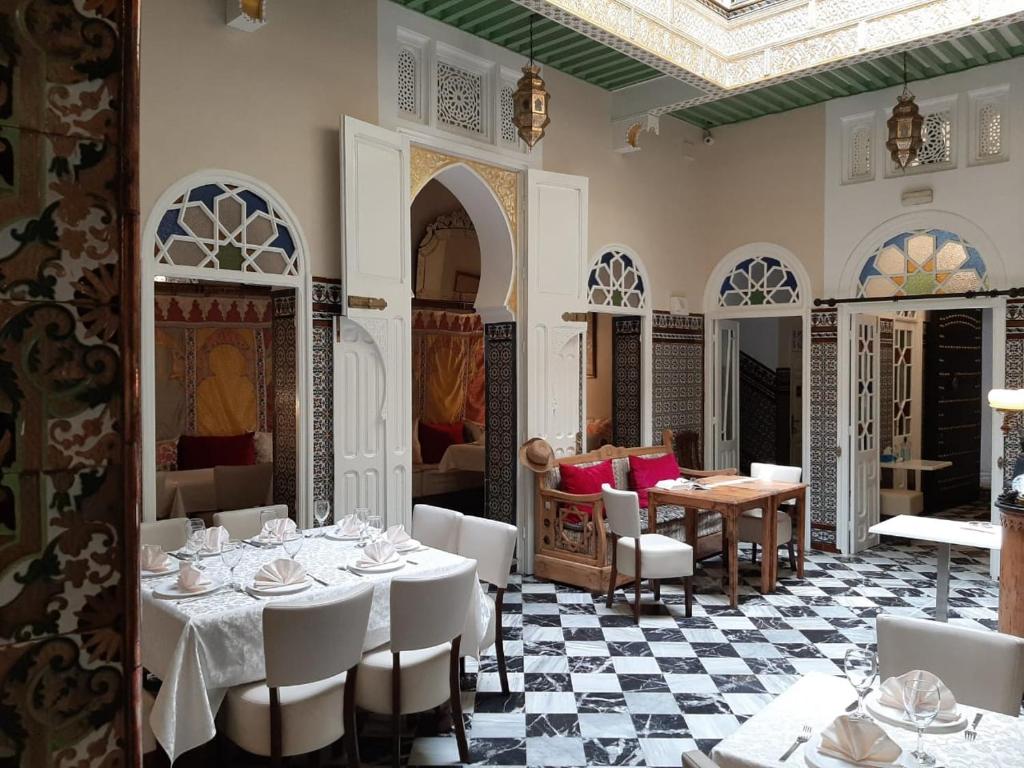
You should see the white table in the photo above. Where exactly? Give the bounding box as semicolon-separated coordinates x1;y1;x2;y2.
870;515;1002;622
880;458;952;492
141;537;491;762
712;672;1023;768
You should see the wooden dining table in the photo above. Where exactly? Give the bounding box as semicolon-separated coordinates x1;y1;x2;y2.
648;475;807;607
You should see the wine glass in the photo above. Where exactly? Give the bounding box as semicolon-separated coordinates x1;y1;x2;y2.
355;507;369;545
902;678;940;766
185;518;206;568
281;532;305;561
844;648;877;720
313;500;331;535
366;514;383;543
220;542;247;591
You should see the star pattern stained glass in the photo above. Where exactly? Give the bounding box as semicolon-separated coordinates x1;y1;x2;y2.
857;229;987;298
588;249;647;309
718;255;801;307
155;182;299;276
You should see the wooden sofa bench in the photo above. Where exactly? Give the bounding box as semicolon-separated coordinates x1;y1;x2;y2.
531;441;728;591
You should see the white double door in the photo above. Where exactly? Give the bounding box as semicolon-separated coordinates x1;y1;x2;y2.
847;313;880;553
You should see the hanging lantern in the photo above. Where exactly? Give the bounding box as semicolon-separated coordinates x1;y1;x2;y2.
886;53;923;169
513;15;551;149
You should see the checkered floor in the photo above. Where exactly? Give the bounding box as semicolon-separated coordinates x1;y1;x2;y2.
359;503;998;767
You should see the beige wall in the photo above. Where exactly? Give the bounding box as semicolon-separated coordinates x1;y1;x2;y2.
141;0;378;278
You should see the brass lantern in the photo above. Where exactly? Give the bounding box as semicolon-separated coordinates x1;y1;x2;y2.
513;15;551;149
886;53;924;169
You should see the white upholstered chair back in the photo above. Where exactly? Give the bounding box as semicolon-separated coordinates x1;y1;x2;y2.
213;504;288;540
412;504;463;553
750;462;802;484
262;584;373;689
877;614;1024;716
390;559;477;653
601;484;642;539
141;519;188;551
456;516;517;589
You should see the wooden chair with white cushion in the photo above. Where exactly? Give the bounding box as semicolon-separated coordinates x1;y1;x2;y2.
221;584;374;767
140;519;188;552
877;614;1024;716
213;504;288;540
682;750;720;768
412;503;463;553
456;515;518;694
736;462;802;570
602;484;693;624
355;559;477;768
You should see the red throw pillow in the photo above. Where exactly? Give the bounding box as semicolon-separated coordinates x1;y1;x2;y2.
628;453;680;509
418;421;464;464
177;433;256;471
558;460;615;519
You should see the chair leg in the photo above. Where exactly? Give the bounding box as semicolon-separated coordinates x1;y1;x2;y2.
751;542;758;563
652;579;661;601
494;588;509;695
606;536;618;609
450;637;471;763
787;540;796;571
684;575;693;618
391;652;402;768
343;666;361;768
633;545;642;624
269;688;283;768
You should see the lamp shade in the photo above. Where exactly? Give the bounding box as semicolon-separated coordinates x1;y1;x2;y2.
988;389;1024;411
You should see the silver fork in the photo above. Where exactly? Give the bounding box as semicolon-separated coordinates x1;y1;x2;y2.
779;725;812;761
965;712;983;742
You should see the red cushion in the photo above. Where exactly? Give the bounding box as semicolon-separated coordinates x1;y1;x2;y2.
558;460;615;518
177;433;256;471
418;421;464;464
628;453;680;509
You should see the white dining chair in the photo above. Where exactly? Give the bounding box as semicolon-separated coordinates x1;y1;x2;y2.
221;584;374;766
602;484;693;624
736;462;802;570
140;519;188;552
877;614;1024;716
682;751;721;768
456;516;518;694
213;504;288;540
355;559;478;768
412;503;463;553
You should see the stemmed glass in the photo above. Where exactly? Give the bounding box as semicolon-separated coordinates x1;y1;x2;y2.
313;500;331;535
366;514;383;543
844;648;877;720
220;541;247;591
355;507;369;545
185;518;206;568
281;532;305;561
902;678;940;766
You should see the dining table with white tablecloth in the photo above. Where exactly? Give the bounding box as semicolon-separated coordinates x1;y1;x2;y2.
141;535;491;763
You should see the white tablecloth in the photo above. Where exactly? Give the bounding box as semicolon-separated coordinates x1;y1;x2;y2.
711;672;1024;768
141;537;491;762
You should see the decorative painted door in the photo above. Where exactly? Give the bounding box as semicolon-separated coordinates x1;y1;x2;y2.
850;314;880;553
337;116;412;529
715;320;740;470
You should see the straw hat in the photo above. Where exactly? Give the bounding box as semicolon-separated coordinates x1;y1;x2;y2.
519;437;556;473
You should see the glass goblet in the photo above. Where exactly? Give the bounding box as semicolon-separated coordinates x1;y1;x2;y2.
843;648;877;720
313;500;331;535
902;678;940;766
220;542;247;591
185;518;206;568
281;532;305;561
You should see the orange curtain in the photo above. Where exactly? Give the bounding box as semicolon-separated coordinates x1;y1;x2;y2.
412;310;485;425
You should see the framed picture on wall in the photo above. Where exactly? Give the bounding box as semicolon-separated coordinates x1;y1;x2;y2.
587;312;598;378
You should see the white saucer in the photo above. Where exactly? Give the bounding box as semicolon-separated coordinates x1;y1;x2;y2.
325;528;363;541
153;579;223;599
347;558;404;574
142;560;179;578
866;690;967;734
246;578;313;597
803;732;912;768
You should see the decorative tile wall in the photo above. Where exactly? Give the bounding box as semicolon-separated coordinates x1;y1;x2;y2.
272;292;297;514
0;0;135;763
1004;300;1024;485
651;312;704;445
809;309;840;551
311;279;343;518
612;316;643;447
485;322;517;525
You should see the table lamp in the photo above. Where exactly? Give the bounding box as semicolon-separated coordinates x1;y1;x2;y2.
989;388;1024;491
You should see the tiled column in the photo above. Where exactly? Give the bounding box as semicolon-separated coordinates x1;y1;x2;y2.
272;292;297;515
1004;300;1024;485
651;312;704;446
311;279;343;519
484;322;516;525
809;309;840;551
612;316;643;447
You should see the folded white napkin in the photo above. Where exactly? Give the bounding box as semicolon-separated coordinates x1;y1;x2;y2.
819;715;902;767
356;539;399;568
141;544;172;572
336;513;363;536
176;563;212;593
879;670;958;722
384;524;412;546
260;517;297;542
202;525;229;553
253;558;307;589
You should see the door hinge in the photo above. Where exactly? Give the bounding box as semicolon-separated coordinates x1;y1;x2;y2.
562;311;587;323
348;295;388;310
834;444;842;458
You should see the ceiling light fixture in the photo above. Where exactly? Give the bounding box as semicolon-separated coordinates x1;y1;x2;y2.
886;52;924;170
513;13;551;149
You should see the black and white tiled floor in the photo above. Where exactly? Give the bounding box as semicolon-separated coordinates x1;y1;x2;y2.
372;505;999;767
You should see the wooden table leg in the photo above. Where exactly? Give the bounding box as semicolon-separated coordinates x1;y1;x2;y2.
686;506;697;551
726;513;739;608
796;490;806;579
761;502;777;594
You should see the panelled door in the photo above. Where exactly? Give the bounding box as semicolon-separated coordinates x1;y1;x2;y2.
715;320;740;470
337;116;412;530
850;314;880;553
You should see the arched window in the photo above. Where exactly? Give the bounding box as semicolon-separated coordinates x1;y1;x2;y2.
857;229;987;298
154;182;300;276
588;248;647;309
718;255;801;307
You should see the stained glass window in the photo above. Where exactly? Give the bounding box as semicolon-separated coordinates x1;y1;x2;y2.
857;229;987;298
588;249;647;309
154;182;300;276
718;255;801;307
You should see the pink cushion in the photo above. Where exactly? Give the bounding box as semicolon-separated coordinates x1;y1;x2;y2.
628;453;679;509
558;460;615;519
177;433;255;471
418;421;464;464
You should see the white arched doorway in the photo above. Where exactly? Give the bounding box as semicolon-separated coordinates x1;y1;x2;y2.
141;170;313;523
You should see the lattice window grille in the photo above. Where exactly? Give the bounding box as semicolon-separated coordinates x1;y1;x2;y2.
588;249;647;309
499;84;518;147
850;124;872;180
969;86;1009;165
718;255;801;307
893;328;913;446
397;47;419;117
857;322;877;453
154;182;299;276
978;103;1002;157
436;60;484;136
